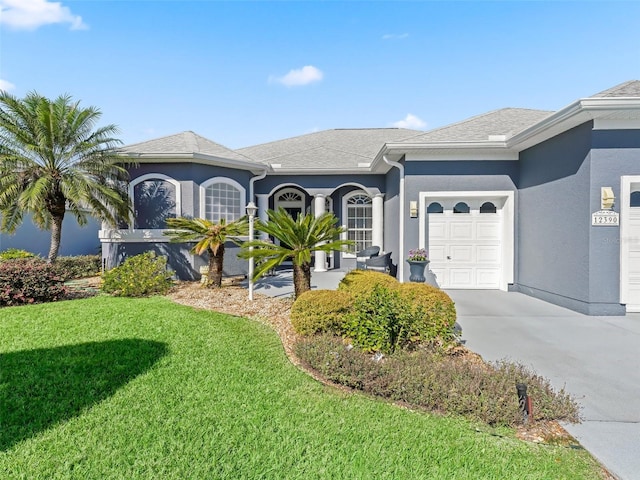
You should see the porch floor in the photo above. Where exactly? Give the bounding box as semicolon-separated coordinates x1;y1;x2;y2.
241;268;347;298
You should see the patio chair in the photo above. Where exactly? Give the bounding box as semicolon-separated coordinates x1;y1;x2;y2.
356;246;380;270
365;252;392;274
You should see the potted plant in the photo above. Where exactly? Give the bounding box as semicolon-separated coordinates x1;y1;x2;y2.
406;248;429;283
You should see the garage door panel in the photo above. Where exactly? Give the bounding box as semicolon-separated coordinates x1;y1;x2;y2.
429;221;447;240
449;245;473;262
429;245;447;262
449;269;473;287
476;269;500;288
476;222;501;239
477;245;501;263
450;222;473;240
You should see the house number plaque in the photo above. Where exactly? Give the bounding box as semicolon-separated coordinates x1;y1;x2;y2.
592;210;619;226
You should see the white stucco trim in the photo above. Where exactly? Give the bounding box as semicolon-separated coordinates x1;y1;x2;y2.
619;176;640;308
199;176;247;220
129;173;182;228
99;229;171;243
418;190;515;290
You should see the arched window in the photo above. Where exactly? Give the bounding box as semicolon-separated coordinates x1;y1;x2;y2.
453;202;470;214
130;174;179;229
200;178;245;223
630;191;640;207
274;187;305;219
345;192;372;253
480;201;497;213
427;202;444;214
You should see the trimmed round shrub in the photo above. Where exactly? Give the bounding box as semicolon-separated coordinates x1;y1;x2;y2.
0;258;67;306
337;270;398;299
101;252;173;297
291;289;353;336
397;283;457;345
0;248;36;261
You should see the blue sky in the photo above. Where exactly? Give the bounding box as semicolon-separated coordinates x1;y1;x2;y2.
1;1;639;148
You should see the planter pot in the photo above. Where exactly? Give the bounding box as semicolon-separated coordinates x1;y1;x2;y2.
407;260;429;283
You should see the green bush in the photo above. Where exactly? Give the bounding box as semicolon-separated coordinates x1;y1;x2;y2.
337;270;398;299
295;334;580;427
397;283;457;346
54;255;102;281
344;285;415;354
101;252;173;297
0;248;36;261
291;290;353;336
0;258;67;306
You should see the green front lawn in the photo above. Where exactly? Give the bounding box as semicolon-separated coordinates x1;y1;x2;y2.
1;297;603;479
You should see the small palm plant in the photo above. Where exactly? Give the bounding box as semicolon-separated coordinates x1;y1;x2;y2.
239;208;353;299
165;217;248;288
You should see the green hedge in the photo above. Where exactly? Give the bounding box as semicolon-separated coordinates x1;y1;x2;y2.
291;289;353;336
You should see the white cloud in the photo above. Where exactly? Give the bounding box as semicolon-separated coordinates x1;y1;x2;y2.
0;0;88;31
392;114;427;129
382;33;409;40
269;65;323;87
0;79;16;92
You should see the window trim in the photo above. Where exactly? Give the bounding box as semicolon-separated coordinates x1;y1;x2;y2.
199;177;247;222
342;190;373;258
129;173;181;230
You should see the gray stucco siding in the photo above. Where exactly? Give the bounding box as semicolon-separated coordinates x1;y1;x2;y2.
129;163;253;219
0;215;101;257
254;174;386;197
403;161;519;283
588;129;640;311
515;122;606;313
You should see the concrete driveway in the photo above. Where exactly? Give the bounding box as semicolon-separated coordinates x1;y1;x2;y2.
449;290;640;480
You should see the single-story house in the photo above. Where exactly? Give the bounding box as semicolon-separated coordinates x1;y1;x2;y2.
4;80;640;315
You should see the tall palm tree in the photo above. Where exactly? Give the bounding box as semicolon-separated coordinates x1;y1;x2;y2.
0;91;131;262
164;217;248;288
239;208;353;299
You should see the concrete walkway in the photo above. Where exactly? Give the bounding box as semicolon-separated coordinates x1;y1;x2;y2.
449;290;640;480
245;268;346;298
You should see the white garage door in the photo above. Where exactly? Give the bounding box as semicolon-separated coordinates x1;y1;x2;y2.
428;201;502;289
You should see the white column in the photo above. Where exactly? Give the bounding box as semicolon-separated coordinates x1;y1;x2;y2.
372;193;384;251
314;194;327;272
256;194;269;240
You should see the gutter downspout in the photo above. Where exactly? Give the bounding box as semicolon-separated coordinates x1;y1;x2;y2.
249;168;268;202
383;155;404;281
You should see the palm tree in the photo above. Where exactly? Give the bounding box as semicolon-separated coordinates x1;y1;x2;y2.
239;208;353;299
164;217;248;288
0;91;131;262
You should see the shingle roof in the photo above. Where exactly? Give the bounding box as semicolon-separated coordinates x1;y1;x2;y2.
397;108;553;144
237;128;422;169
120;131;254;163
590;80;640;98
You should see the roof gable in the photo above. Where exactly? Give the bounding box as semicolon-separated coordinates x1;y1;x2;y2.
399;108;553;144
237;128;421;169
120;131;254;163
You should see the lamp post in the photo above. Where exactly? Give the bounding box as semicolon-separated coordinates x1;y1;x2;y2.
246;201;258;301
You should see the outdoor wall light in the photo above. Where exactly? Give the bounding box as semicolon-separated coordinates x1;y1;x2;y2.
409;201;418;218
601;187;615;210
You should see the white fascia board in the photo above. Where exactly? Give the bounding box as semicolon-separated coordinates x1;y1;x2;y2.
265;168;378;175
508;98;640;151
